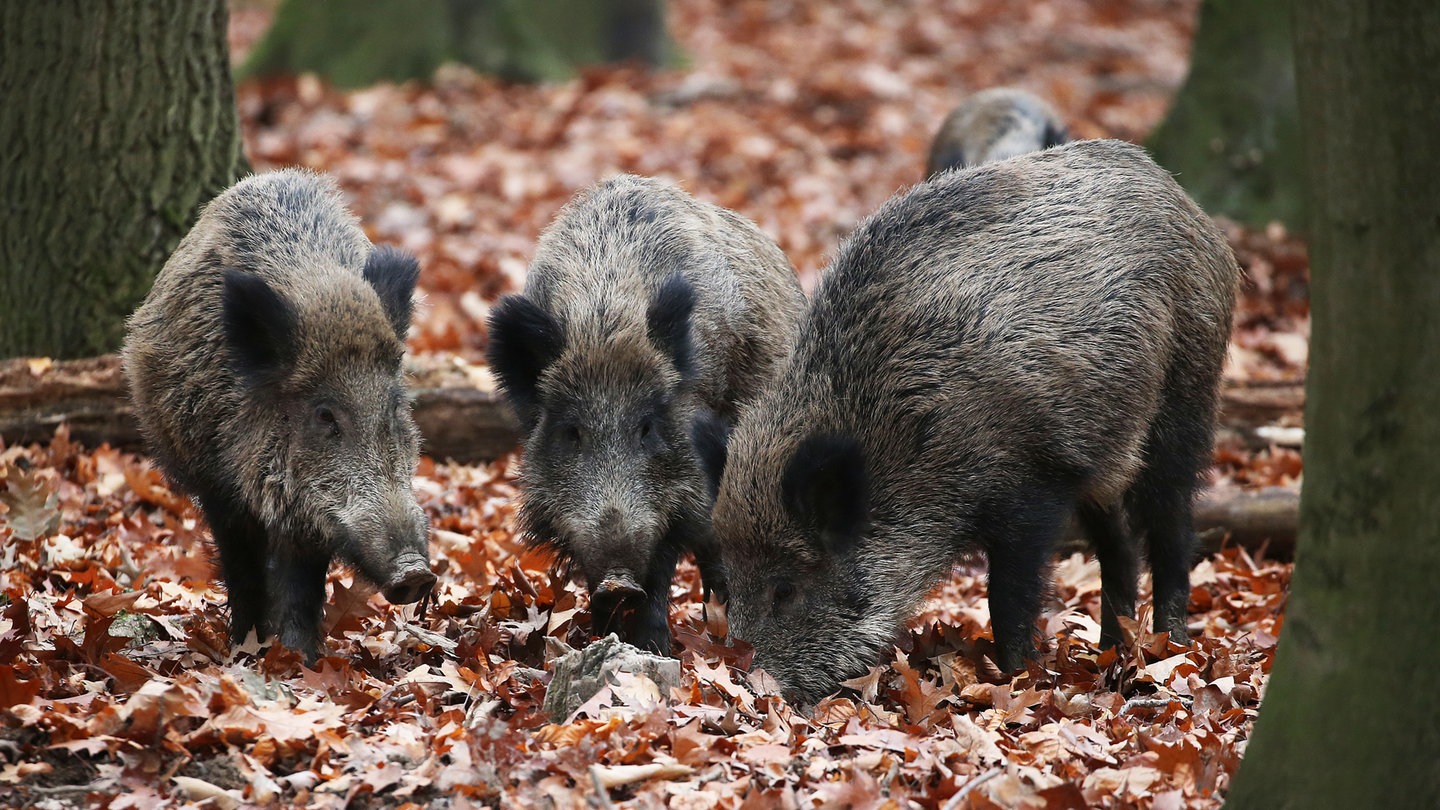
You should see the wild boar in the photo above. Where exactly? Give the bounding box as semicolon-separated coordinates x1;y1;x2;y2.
487;174;805;654
124;169;435;663
926;87;1069;177
695;140;1238;703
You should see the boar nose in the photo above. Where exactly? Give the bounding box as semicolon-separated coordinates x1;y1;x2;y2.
595;571;644;598
382;554;436;604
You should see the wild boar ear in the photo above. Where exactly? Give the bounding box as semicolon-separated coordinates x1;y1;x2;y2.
646;273;696;379
929;144;966;177
781;433;869;557
486;294;564;427
1042;121;1069;149
222;269;298;387
363;245;421;340
690;407;730;502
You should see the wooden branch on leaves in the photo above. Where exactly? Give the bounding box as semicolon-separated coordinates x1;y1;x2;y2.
0;354;1303;553
1;354;1305;458
1218;380;1306;425
0;355;138;451
1216;379;1307;449
0;353;520;465
1194;485;1299;556
1054;485;1300;559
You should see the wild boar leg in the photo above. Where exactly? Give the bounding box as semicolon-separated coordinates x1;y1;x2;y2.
589;592;627;641
197;488;272;645
1077;501;1138;648
1130;383;1210;645
1132;470;1199;644
630;541;682;655
688;526;729;605
984;484;1075;672
270;545;331;663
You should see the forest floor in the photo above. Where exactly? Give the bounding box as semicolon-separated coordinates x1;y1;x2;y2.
3;1;1307;807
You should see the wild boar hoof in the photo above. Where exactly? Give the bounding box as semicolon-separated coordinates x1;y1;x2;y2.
383;564;437;604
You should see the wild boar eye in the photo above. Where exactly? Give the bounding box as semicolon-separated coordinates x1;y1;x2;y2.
773;578;796;609
558;424;583;450
314;405;340;435
636;416;658;443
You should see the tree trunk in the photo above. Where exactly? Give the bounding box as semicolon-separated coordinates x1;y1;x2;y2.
1147;1;1302;228
1225;2;1440;806
0;1;246;360
241;0;677;88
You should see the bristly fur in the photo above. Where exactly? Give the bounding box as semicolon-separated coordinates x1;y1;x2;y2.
926;87;1070;177
221;269;298;389
646;273;698;379
486;295;566;430
691;407;729;502
362;244;421;340
711;140;1240;704
123;169;434;663
781;433;869;556
487;174;806;654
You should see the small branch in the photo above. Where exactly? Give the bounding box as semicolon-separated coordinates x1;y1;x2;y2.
25;783;98;796
943;767;1002;810
589;766;619;810
1120;696;1190;716
399;621;458;653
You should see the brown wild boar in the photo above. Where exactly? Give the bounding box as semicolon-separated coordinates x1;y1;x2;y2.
926;87;1069;177
487;174;805;654
695;140;1238;703
124;169;435;663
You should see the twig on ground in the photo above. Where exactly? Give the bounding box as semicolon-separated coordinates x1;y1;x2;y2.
943;767;1002;810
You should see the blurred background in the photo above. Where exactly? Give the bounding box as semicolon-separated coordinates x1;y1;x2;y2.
2;0;1308;494
224;0;1303;379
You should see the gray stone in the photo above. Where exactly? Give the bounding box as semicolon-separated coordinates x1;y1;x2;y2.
542;634;682;720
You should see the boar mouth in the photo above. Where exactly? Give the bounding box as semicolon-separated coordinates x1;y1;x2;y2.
594;571;645;598
382;557;437;604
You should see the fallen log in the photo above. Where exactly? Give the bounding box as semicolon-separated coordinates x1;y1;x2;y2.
1194;485;1300;557
0;355;140;453
1057;485;1300;559
1217;380;1306;427
0;353;1306;469
4;354;1301;554
0;353;520;464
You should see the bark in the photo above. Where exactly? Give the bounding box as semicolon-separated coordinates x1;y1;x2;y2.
1226;2;1440;806
1147;1;1302;227
241;0;677;88
0;1;246;360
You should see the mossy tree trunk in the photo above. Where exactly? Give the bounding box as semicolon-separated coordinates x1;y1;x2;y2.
241;0;677;88
1225;1;1440;806
1148;1;1301;227
0;1;246;360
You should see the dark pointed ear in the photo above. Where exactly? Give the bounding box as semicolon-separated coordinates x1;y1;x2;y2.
1042;121;1069;149
928;144;966;177
647;274;696;379
363;245;421;339
690;407;730;502
486;294;564;428
781;433;869;556
222;269;298;388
